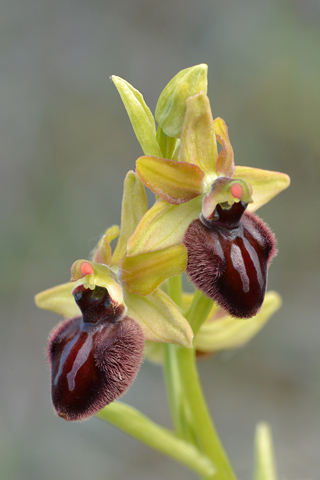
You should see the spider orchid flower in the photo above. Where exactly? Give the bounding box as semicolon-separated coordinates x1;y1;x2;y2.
35;171;193;421
117;68;290;318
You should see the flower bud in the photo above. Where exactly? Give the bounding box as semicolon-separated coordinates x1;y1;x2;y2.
155;64;208;138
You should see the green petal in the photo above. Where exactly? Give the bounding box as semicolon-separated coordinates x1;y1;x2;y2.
121;245;187;296
35;282;80;318
112;171;148;264
179;93;218;180
124;288;193;347
155;64;208;138
234;166;290;212
214;117;235;178
194;291;282;352
112;76;162;157
127;196;202;255
136;156;204;204
91;225;120;265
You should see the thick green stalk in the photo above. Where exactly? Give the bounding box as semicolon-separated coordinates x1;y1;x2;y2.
164;276;197;442
178;288;237;479
165;278;237;479
163;343;184;436
176;345;237;480
96;402;215;480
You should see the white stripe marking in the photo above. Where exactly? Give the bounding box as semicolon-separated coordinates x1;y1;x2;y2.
230;243;250;293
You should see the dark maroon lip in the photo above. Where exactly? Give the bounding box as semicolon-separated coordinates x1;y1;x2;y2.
184;206;277;318
47;284;145;421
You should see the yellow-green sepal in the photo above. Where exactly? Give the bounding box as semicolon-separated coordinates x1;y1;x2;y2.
179;92;218;180
112;76;162;157
127;196;202;255
234;166;290;212
121;245;187;296
194;291;282;352
155;64;208;138
35;282;80;318
124;288;193;347
112;171;148;264
136;156;204;204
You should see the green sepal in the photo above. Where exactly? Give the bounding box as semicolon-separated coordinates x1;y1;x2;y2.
234;166;290;212
179;92;218;180
112;171;148;265
127;196;202;255
136;156;204;204
112;76;162;157
124;288;194;347
35;281;80;318
194;291;281;352
155;64;208;138
121;245;188;296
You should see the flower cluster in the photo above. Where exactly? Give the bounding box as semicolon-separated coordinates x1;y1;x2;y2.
35;64;290;421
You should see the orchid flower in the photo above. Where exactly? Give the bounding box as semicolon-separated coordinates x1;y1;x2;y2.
120;70;290;318
35;171;193;420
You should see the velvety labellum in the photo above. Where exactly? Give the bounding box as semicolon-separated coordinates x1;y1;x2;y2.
47;285;144;421
184;202;276;318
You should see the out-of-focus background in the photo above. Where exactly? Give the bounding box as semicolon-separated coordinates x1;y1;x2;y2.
1;0;319;479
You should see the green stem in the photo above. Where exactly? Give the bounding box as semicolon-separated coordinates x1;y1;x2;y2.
176;346;237;480
96;402;215;480
167;274;182;307
176;287;237;479
164;276;196;442
163;278;237;478
163;343;184;436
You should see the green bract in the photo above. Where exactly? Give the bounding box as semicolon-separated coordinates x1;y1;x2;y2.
155;64;208;138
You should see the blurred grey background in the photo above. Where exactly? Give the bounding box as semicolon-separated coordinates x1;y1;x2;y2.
1;0;319;479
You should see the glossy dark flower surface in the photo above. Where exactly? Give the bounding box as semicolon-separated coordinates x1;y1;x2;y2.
184;201;277;318
48;285;144;421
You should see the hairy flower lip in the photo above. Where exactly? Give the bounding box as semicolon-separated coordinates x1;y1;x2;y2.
48;300;145;421
184;205;277;318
